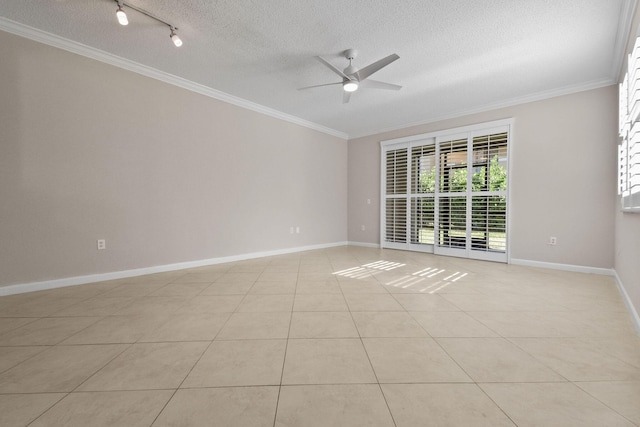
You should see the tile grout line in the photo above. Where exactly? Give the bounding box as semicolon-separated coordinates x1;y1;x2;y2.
336;259;399;427
147;265;258;427
24;392;69;427
271;256;302;427
22;341;135;425
572;381;640;426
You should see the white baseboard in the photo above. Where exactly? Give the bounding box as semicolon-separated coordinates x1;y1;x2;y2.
511;259;638;335
347;241;381;248
0;241;348;296
509;258;614;276
613;271;640;336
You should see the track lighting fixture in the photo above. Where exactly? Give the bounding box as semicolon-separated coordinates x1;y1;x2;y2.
115;3;128;26
113;0;182;47
170;27;182;47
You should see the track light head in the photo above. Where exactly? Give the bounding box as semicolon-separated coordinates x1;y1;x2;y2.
170;28;182;47
116;4;128;26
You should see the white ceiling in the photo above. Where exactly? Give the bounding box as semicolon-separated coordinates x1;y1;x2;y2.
0;0;635;138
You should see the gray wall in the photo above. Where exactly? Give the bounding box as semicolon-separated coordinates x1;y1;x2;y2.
348;87;618;269
0;31;347;287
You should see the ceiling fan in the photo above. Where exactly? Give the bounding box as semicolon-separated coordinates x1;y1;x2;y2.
299;49;402;103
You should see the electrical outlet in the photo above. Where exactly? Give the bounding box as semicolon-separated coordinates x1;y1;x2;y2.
367;199;371;205
97;239;106;250
549;236;557;246
289;227;294;234
296;226;300;234
361;225;366;231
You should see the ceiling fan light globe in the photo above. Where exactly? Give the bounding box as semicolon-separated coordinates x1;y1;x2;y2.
343;81;359;92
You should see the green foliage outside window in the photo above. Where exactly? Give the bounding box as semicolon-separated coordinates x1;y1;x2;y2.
419;155;506;193
416;155;507;236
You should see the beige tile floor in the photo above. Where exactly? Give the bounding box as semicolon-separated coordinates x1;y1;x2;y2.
0;246;639;426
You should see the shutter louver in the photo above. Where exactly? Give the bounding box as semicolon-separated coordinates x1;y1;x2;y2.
386;148;407;195
627;122;640;209
439;139;468;193
385;198;407;243
471;196;507;252
438;196;466;248
620;139;629;197
621;74;629;137
411;197;435;244
629;39;640;123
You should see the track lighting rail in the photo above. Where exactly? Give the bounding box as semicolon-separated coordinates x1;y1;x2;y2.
114;0;182;47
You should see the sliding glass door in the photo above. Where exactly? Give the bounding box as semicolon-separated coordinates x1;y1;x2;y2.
381;120;510;262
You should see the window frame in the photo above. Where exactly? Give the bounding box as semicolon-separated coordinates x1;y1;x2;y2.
619;37;640;213
380;118;513;262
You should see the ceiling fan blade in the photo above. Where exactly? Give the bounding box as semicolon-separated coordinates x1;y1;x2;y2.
359;79;402;91
316;56;351;80
356;53;400;80
343;91;352;104
297;82;342;91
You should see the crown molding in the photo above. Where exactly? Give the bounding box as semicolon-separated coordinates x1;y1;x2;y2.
612;0;638;82
0;17;348;141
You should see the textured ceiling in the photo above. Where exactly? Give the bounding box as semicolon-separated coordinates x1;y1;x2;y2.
0;0;635;138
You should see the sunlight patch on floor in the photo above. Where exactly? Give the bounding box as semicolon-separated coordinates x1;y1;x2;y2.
362;261;406;271
383;268;468;293
333;260;406;279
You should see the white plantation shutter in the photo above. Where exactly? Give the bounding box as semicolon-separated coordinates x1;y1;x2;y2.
620;74;629;137
382;140;436;251
385;198;407;243
384;148;408;243
625;123;640;210
470;132;508;254
437;196;467;249
619;138;628;196
411;197;434;244
385;148;408;195
438;138;468;193
471;196;507;252
436;137;468;252
620;74;629;197
410;144;436;245
629;40;640;124
618;37;640;212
